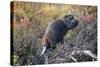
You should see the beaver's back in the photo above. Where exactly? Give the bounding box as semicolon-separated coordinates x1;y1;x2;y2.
44;19;68;44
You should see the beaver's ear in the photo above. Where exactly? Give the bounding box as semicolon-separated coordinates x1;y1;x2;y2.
64;15;68;19
64;15;74;20
41;46;47;56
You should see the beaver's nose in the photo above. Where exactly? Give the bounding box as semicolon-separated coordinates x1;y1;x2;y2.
75;19;79;26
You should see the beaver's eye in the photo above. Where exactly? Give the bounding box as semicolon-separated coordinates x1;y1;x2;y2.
69;15;74;20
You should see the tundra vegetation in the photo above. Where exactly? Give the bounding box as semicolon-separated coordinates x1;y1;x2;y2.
11;1;97;65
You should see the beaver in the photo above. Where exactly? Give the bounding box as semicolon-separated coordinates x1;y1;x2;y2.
41;15;79;55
